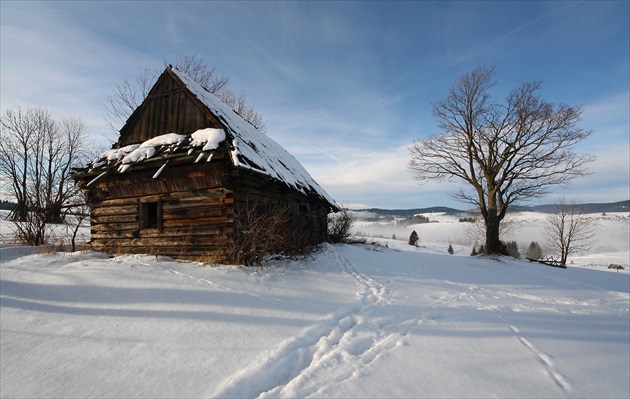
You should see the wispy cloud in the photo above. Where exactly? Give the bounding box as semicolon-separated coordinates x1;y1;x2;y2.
581;93;630;142
1;1;627;208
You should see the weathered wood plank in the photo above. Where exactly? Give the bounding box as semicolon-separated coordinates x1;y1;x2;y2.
91;222;138;232
97;236;232;247
92;228;233;240
526;257;567;269
92;214;137;224
162;201;231;212
90;242;229;258
162;207;231;220
92;188;231;207
92;205;138;216
163;216;231;228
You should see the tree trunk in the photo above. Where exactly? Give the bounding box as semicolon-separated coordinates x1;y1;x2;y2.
44;204;64;224
560;244;569;266
484;209;504;254
10;203;29;222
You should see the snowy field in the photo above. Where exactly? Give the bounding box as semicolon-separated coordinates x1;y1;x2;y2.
352;211;630;270
1;212;629;398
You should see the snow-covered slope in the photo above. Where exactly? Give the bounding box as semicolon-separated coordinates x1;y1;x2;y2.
1;240;628;398
353;211;630;268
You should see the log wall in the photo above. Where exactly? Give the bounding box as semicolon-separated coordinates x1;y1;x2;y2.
232;170;330;244
83;152;331;262
88;158;234;261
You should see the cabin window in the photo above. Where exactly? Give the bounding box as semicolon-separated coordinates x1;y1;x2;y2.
140;200;162;231
289;202;310;230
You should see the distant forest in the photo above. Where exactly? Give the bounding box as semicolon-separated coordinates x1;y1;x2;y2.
358;200;630;219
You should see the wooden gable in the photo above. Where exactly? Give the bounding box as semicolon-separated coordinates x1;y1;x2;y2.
117;69;224;147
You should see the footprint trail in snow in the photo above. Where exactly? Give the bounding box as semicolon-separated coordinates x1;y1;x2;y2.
210;247;422;399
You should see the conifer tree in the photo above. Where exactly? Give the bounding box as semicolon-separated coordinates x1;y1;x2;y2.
408;230;419;246
506;241;520;258
527;241;543;260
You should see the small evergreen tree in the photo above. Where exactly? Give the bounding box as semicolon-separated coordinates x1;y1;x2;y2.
505;241;520;258
478;244;486;254
392;233;396;240
470;246;478;256
448;244;454;254
408;230;419;246
526;241;543;260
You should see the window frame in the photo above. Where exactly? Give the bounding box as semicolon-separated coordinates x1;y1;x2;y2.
139;198;163;231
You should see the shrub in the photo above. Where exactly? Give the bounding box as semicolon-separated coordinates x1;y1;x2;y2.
229;202;316;267
478;244;486;254
470;246;478;256
447;244;454;254
328;206;354;244
408;230;419;246
11;208;48;246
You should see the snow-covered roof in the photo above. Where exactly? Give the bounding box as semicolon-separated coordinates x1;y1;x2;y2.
87;67;336;207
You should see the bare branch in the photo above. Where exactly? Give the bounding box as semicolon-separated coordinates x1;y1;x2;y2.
544;198;597;265
104;55;266;137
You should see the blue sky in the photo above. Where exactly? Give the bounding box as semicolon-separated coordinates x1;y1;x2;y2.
1;1;628;209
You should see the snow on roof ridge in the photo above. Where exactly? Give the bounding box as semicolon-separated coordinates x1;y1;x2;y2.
170;67;337;207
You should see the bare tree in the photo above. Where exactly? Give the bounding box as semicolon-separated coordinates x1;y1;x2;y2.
0;106;90;244
104;67;155;135
544;198;597;265
327;206;355;244
42;116;90;223
104;54;265;136
0;106;52;222
219;87;266;132
0;106;63;222
408;65;594;254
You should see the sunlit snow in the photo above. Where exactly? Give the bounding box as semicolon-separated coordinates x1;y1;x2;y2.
1;211;628;398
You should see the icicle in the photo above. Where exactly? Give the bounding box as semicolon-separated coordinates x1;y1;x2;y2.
118;164;131;173
187;148;194;155
153;161;168;179
194;153;205;163
206;153;213;162
87;171;109;187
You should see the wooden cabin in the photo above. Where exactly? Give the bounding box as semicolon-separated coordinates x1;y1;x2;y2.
73;66;337;262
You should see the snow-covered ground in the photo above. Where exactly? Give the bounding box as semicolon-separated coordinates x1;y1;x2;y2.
1;211;629;398
353;211;630;270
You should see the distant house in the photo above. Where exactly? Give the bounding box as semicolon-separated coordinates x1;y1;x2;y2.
72;66;337;262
